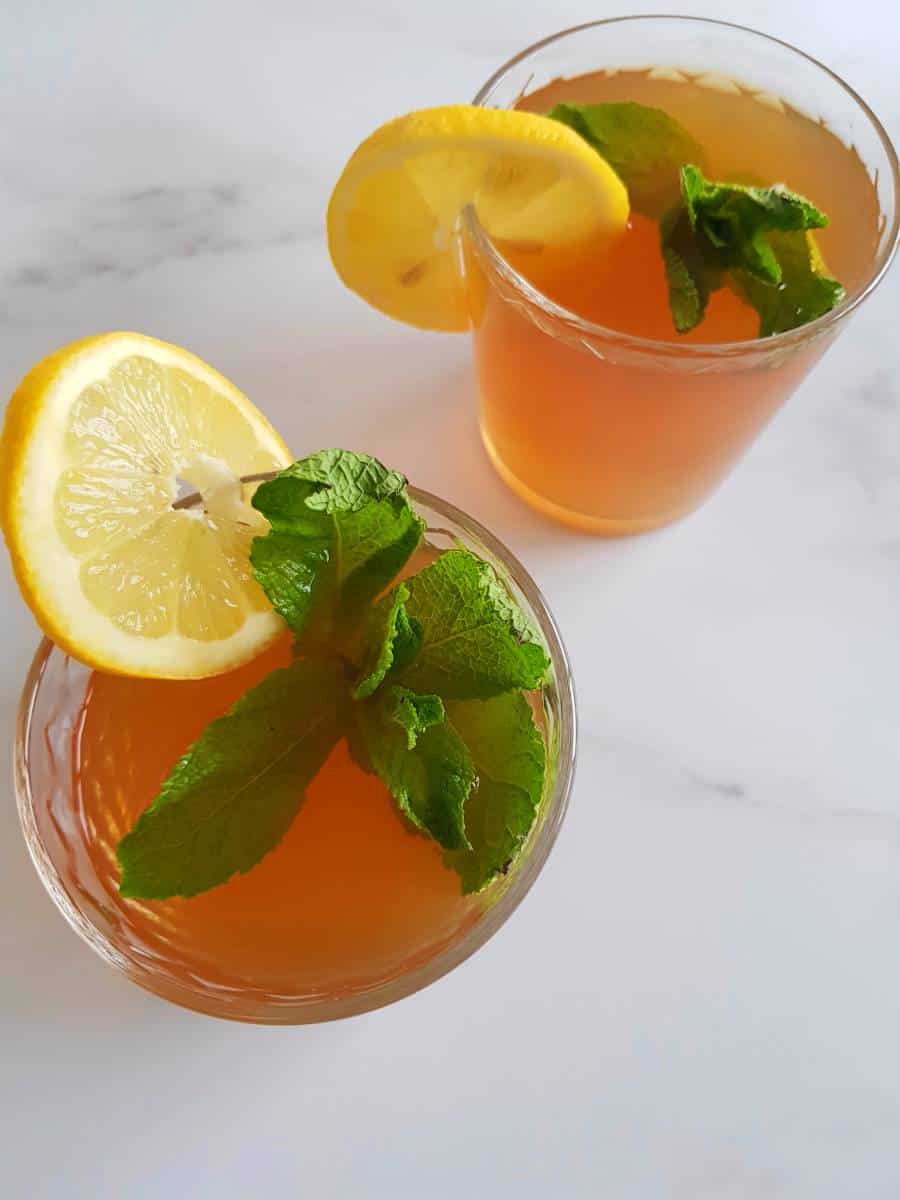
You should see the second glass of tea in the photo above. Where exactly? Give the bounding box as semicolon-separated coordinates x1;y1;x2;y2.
466;17;899;534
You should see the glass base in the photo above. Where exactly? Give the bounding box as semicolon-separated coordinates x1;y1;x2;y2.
480;427;699;536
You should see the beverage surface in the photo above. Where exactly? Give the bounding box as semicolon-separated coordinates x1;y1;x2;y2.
506;68;881;342
74;634;484;992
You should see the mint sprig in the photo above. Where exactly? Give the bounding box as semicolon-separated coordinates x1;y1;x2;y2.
547;102;844;337
680;164;828;282
662;166;843;335
116;450;549;900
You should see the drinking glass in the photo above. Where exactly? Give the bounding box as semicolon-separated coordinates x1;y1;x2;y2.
466;17;900;534
15;488;576;1023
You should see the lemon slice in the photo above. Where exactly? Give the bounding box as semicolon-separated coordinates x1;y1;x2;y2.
327;105;629;332
1;332;291;678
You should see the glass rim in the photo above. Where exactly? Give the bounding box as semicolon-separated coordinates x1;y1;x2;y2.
469;14;900;360
14;485;578;1024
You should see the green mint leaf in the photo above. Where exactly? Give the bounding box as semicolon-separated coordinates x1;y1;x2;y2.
249;524;329;641
443;692;546;894
660;205;722;334
349;583;422;699
398;548;550;700
547;101;705;218
351;687;473;850
117;659;343;899
251;449;424;646
680;164;828;285
730;230;845;337
389;686;445;749
661;241;703;333
282;447;410;512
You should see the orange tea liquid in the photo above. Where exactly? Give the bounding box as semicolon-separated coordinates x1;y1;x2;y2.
73;635;483;996
471;69;882;533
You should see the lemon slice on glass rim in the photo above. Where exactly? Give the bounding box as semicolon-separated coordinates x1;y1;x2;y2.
327;104;629;331
0;332;291;678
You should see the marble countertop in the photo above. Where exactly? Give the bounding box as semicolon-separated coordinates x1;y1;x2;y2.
2;2;899;1196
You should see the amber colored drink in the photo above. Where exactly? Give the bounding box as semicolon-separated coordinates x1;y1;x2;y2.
470;67;884;533
72;632;484;997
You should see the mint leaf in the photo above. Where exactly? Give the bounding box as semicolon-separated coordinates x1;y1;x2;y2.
731;230;845;337
660;205;722;334
251;450;424;646
351;687;473;850
444;692;546;894
249;523;330;642
117;659;342;899
282;448;409;512
661;240;704;333
547;101;705;218
398;549;550;700
349;583;422;699
680;164;828;285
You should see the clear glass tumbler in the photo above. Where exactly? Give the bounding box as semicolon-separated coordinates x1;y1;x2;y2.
15;488;576;1023
467;17;900;534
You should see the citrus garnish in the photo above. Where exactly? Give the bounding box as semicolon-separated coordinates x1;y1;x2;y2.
0;332;291;678
326;105;629;331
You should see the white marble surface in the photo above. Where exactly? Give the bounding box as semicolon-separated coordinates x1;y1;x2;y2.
2;1;900;1196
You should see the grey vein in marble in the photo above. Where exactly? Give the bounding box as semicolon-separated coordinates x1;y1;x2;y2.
582;732;900;834
4;179;320;297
